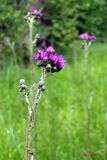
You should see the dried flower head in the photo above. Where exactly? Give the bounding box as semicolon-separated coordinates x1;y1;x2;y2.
34;46;65;72
18;79;27;92
80;33;96;41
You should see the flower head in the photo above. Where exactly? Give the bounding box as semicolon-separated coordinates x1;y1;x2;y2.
34;52;40;60
80;33;96;41
47;46;55;53
29;6;36;13
29;6;42;18
40;49;48;60
88;35;96;41
49;53;58;62
34;46;65;72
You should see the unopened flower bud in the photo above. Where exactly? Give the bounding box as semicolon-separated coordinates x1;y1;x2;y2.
41;85;45;91
35;34;40;39
19;79;27;92
46;64;51;69
24;12;31;22
19;79;25;85
39;84;45;91
38;81;44;88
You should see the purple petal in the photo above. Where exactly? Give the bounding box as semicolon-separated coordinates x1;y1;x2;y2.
29;6;37;13
36;11;43;17
57;55;65;69
40;49;48;60
80;33;96;41
34;52;40;60
80;33;89;40
29;6;42;18
47;46;55;53
49;53;58;62
89;35;96;41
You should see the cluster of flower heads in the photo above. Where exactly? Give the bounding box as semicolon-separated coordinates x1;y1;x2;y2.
29;6;42;19
34;46;65;73
80;33;96;41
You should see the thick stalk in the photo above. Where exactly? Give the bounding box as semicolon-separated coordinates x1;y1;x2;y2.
26;124;31;160
25;93;31;160
83;42;92;155
25;69;46;160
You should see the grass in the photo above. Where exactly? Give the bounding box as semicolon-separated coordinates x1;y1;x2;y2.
0;42;107;160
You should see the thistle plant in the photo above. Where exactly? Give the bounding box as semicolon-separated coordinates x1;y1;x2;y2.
80;33;96;154
19;6;65;160
80;33;96;72
25;6;42;83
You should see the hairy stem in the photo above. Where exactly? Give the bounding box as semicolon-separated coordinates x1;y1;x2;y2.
25;69;46;160
26;124;31;160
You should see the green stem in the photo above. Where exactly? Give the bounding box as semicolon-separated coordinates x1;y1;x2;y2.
83;42;92;155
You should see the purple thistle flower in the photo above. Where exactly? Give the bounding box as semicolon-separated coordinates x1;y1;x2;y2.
29;6;36;13
47;46;55;53
80;33;88;40
80;33;96;41
57;55;65;69
49;53;58;63
34;52;40;60
40;49;48;60
36;11;42;18
88;35;96;41
29;6;42;18
34;46;65;72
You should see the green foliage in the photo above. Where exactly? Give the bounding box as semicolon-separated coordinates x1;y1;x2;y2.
0;0;28;66
0;0;26;40
77;0;107;39
43;0;78;52
0;0;107;67
44;0;107;48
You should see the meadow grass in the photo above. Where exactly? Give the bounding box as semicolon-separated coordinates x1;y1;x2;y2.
0;43;107;160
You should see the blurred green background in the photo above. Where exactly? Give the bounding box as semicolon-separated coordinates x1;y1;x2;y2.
0;0;107;160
